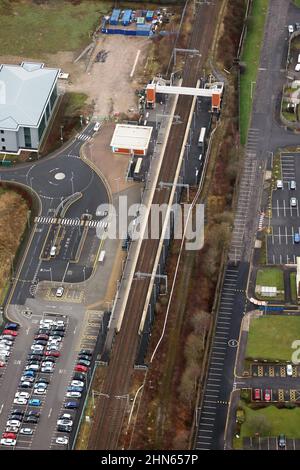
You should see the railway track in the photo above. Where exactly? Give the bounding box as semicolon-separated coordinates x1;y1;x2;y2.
88;1;220;450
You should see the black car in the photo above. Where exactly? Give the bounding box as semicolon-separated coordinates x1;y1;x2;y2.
28;352;44;358
25;416;39;424
27;360;41;365
26;410;40;417
27;356;43;362
38;328;51;335
77;354;90;361
73;373;86;381
44;356;56;363
11;409;25;416
10;414;23;422
36;378;50;385
20;382;33;389
51;325;65;332
57;424;72;433
33;339;48;346
80;349;92;356
278;434;286;448
51;331;64;337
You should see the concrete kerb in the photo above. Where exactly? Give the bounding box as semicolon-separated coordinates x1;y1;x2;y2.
234;310;262;379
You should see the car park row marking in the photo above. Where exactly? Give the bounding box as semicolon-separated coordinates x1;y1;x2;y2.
195;267;238;450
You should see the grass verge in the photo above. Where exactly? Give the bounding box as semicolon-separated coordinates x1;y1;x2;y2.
246;315;300;361
255;267;284;301
239;403;300;441
240;0;269;145
0;1;112;57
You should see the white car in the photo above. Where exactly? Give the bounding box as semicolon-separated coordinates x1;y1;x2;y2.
42;361;54;368
57;419;73;427
13;397;28;405
55;320;65;327
34;382;47;389
6;420;21;428
34;388;46;395
1;438;16;446
0;344;10;351
71;380;84;388
295;63;300;72
31;344;44;352
93;121;100;132
49;337;61;343
56;287;64;298
66;391;81;398
290;197;297;207
289;24;294;34
287;364;293;376
0;339;13;346
15;391;30;399
60;413;72;420
20;428;33;435
25;364;40;371
0;350;10;358
55;436;69;445
40;319;54;327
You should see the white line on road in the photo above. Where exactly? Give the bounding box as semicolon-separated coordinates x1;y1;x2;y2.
0;404;3;414
48;408;52;418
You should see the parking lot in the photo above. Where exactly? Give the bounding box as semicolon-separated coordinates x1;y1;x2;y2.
267;153;300;264
251;363;300;378
243;436;300;450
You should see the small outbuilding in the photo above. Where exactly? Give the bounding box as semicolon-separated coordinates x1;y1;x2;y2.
110;124;152;156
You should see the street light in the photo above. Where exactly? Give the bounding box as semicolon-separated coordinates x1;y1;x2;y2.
60;125;64;143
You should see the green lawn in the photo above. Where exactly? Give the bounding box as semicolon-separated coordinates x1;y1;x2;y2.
290;272;297;304
240;404;300;440
240;0;269;145
0;1;112;57
294;0;300;7
246;316;300;361
255;267;284;300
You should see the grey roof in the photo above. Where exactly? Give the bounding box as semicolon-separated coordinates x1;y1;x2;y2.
0;63;59;131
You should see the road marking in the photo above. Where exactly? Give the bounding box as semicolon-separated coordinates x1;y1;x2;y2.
48;408;52;418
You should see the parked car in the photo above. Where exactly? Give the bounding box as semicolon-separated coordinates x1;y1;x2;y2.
77;359;90;367
253;388;261;401
57;425;72;433
75;365;88;373
23;370;36;377
264;389;271;402
287;364;293;376
1;438;16;446
67;386;83;393
28;399;41;407
6;420;21;428
25;364;40;372
288;24;295;34
77;354;91;362
3;330;18;337
290;197;297;207
44;351;60;357
73;373;86;382
56;287;64;297
10;409;25;417
2;432;17;439
290;180;296;190
71;380;84;388
278;434;286;448
294;233;300;244
13;397;27;405
20;428;33;435
15;392;30;399
24;416;39;424
66;391;81;398
93;121;101;132
34;388;46;395
41;365;54;373
31;344;44;352
20;381;33;389
35;334;49;341
276;180;283;189
55;436;69;445
4;323;19;331
64;401;79;409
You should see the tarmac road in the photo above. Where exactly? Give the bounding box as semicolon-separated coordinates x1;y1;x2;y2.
0;123;109;306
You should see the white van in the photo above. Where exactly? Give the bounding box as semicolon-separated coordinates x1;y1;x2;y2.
98;250;106;264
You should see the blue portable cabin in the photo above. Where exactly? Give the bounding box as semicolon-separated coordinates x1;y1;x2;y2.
122;9;132;26
146;10;154;22
110;9;121;25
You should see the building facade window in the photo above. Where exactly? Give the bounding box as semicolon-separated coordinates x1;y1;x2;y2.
24;127;32;148
38;115;46;139
49;85;57;109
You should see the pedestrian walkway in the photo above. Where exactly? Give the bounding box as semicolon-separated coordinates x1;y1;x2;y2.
34;216;108;229
77;132;92;142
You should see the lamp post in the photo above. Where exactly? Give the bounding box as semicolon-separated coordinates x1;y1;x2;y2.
60;125;64;143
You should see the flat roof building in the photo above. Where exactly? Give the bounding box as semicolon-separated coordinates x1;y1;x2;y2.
110;124;153;156
0;62;60;154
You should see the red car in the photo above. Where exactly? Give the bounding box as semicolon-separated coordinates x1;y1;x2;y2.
2;432;17;439
35;334;49;341
264;389;271;402
0;361;5;367
253;388;261;401
75;365;88;372
3;330;18;337
44;351;60;358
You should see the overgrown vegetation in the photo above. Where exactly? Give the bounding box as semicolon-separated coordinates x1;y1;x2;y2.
239;0;269;144
0;189;29;302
